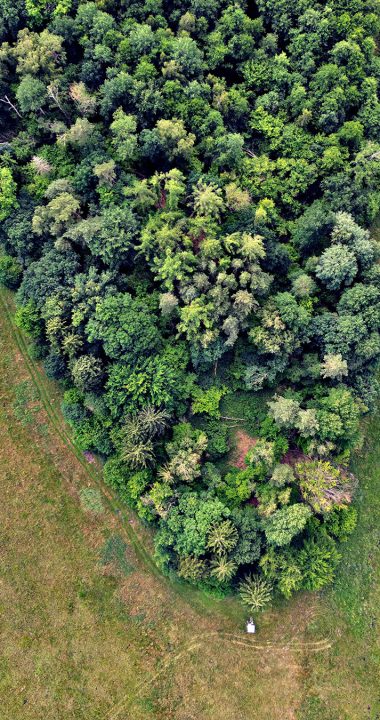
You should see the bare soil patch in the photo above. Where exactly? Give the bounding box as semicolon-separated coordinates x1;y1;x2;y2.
231;429;258;468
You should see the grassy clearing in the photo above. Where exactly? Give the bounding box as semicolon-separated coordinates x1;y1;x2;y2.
0;287;379;719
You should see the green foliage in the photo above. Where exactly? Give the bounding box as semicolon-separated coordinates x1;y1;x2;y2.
25;0;72;23
71;355;103;393
270;464;294;488
260;523;347;596
110;109;138;164
155;492;229;561
1;0;377;595
268;387;362;457
324;506;357;541
105;342;194;418
209;555;237;583
299;536;341;591
191;385;227;418
263;504;312;547
159;422;207;485
196;418;229;459
0;169;18;222
215;467;253;508
0;255;22;289
178;555;206;582
239;574;273;613
315;244;358;290
206;519;238;556
118;406;170;471
14;301;41;338
16;75;46;113
260;547;303;599
246;439;278;480
103;455;152;509
316;387;363;453
86;293;161;362
230;507;262;566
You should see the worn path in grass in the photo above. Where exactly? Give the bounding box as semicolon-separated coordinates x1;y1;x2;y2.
0;288;379;719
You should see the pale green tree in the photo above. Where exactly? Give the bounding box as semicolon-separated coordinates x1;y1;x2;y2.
239;575;273;612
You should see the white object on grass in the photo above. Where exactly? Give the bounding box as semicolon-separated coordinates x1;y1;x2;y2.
246;618;256;634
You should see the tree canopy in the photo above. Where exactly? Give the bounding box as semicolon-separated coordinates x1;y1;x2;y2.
1;0;378;598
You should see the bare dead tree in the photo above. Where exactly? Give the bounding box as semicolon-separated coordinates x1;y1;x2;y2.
0;95;22;118
244;148;258;159
47;83;70;120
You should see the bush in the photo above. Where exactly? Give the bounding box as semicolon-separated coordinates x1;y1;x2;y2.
0;254;22;288
239;574;273;613
14;301;42;339
260;547;303;599
44;351;67;380
61;389;88;425
299;535;341;591
73;416;112;455
204;419;229;459
324;506;357;541
104;455;152;508
263;504;312;547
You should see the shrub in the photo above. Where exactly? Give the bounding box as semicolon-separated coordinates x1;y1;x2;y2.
239;574;273;613
263;504;312;547
0;254;22;288
104;455;152;507
44;350;67;380
299;536;341;591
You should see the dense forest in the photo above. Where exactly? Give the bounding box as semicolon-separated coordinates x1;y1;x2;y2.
1;0;380;606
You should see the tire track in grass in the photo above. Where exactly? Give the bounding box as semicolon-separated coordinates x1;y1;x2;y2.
106;632;332;720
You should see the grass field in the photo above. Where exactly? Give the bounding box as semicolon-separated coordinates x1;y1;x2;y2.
0;287;379;720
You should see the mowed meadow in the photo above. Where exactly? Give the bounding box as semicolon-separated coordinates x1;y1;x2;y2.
0;289;379;720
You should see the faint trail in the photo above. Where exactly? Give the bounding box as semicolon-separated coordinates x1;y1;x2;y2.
219;632;332;651
106;630;332;720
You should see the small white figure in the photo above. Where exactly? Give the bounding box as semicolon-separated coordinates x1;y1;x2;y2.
246;617;256;634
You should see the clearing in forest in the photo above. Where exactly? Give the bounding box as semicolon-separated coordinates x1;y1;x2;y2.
231;428;258;469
